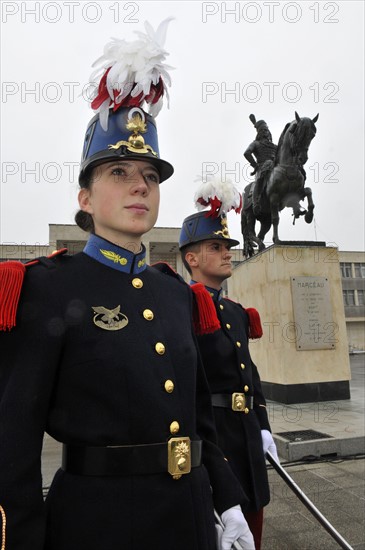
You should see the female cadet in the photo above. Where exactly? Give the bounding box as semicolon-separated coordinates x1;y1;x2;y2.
0;20;255;550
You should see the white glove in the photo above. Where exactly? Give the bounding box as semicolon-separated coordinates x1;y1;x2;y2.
261;429;280;463
217;505;255;550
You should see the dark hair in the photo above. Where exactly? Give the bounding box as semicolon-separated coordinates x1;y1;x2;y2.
74;210;95;233
75;167;95;233
180;243;201;275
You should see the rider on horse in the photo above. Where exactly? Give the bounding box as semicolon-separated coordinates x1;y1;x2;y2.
244;114;277;216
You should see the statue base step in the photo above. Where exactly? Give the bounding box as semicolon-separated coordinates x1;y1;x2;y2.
272;240;326;247
262;380;350;405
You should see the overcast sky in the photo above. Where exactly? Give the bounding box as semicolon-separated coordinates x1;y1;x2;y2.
1;0;364;251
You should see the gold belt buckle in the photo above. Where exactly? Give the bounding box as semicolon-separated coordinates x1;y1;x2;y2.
232;392;246;412
168;437;191;479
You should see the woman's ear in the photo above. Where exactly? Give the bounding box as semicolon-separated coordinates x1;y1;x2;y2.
78;188;93;214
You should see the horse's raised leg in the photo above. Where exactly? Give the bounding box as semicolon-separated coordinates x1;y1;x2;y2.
257;217;271;249
270;194;281;243
303;187;315;223
241;207;268;257
242;208;257;257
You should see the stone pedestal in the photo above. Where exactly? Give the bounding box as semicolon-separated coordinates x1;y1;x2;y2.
228;244;351;404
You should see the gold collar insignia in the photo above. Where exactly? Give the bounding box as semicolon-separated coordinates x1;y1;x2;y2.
100;249;128;266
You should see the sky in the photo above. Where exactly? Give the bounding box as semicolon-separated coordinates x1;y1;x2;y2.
1;0;364;251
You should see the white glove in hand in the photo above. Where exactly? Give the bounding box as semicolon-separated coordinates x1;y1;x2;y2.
261;429;280;463
218;505;255;550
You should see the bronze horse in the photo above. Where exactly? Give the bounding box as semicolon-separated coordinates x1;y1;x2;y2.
241;112;319;257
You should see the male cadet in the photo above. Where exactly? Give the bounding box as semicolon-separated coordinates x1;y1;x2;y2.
179;181;279;550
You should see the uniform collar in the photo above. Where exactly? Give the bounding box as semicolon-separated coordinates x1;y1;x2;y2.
190;280;223;301
83;234;147;274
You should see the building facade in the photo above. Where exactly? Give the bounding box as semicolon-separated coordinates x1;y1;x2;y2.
339;251;365;352
1;225;364;351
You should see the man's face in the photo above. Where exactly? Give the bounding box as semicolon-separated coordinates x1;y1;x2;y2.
188;240;233;288
259;128;272;141
78;160;160;248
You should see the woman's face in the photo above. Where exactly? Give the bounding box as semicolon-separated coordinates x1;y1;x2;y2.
78;160;160;249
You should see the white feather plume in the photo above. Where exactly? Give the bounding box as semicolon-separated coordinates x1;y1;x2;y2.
89;18;174;130
194;176;242;216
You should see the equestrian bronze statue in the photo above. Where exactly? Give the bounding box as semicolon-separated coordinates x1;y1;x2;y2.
241;112;319;258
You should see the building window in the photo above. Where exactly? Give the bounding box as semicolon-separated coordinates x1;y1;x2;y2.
357;290;365;306
354;263;365;278
340;263;352;278
343;290;355;306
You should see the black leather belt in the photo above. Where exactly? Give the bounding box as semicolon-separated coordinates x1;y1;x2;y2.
212;393;254;412
62;439;202;477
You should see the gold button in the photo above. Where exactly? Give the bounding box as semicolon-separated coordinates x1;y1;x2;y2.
244;385;249;392
240;363;245;370
170;421;180;434
155;342;165;355
236;341;241;348
226;323;231;330
244;407;249;414
219;304;224;310
143;309;154;321
164;380;174;393
132;278;143;289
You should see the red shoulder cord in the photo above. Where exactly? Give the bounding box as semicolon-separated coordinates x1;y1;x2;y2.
245;307;263;339
190;283;221;336
0;249;67;331
224;298;263;339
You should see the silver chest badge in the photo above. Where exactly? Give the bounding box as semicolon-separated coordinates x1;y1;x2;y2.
92;306;128;331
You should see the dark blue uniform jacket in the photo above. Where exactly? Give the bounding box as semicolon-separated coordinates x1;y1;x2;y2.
0;251;245;550
195;292;271;513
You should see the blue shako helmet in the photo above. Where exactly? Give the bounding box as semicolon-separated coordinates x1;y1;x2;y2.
79;18;175;185
79;106;174;185
179;211;240;250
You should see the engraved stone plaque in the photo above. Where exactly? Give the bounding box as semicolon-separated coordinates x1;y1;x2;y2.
290;276;336;351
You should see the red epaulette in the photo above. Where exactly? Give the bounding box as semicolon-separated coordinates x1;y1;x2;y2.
224;297;263;339
191;283;220;336
0;248;67;331
152;264;220;336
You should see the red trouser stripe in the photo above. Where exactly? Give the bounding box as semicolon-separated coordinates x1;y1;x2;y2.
244;508;264;550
